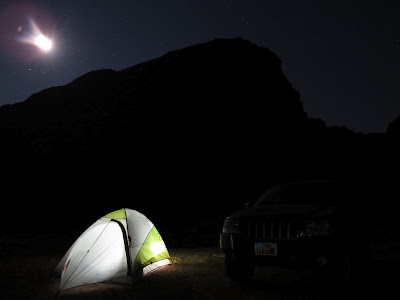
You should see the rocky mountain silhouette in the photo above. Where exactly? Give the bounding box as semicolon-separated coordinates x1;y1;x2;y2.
0;38;395;235
1;38;305;157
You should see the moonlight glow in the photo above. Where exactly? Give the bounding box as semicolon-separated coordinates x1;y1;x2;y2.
18;18;54;53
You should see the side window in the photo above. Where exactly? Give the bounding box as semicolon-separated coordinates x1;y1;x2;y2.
280;185;311;204
281;184;333;204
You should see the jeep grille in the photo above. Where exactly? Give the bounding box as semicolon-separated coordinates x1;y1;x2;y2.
245;221;298;240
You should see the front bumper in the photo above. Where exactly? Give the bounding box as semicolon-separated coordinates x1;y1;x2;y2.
220;233;334;268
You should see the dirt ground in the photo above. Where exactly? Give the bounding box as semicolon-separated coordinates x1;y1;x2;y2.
1;233;399;300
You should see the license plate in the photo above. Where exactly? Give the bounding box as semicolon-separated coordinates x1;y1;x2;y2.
255;242;277;256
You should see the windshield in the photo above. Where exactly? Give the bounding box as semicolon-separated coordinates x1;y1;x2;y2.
256;181;350;205
255;185;283;205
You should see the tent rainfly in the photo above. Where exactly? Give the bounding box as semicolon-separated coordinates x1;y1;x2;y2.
55;208;171;292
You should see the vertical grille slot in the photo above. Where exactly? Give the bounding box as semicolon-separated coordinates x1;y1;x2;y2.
248;222;255;238
289;222;297;238
273;222;279;239
280;222;288;239
265;222;272;239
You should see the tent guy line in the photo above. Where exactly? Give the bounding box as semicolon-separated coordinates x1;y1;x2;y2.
59;220;112;292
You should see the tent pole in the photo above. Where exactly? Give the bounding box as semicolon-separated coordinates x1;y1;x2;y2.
123;208;136;285
110;218;132;277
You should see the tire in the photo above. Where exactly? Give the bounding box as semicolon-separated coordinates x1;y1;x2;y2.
330;253;353;283
224;252;255;281
324;250;368;286
309;254;350;286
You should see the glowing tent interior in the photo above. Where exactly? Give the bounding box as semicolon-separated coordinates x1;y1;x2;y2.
55;208;171;292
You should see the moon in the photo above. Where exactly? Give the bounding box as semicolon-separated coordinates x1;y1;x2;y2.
34;34;52;51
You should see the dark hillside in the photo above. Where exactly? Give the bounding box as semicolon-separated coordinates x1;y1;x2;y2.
0;38;388;239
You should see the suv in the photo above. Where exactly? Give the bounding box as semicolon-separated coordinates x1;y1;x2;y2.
220;180;370;282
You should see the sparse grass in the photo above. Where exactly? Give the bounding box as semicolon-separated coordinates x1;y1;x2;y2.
0;233;75;299
168;247;223;264
0;234;225;299
2;233;400;299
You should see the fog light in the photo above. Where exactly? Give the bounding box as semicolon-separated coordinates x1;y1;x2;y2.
317;256;327;266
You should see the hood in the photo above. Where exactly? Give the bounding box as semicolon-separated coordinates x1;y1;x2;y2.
228;203;337;220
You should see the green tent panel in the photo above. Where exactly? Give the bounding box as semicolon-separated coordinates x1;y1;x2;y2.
103;208;126;219
136;226;170;268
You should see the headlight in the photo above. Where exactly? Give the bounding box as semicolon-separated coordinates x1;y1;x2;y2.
222;219;241;235
300;220;330;237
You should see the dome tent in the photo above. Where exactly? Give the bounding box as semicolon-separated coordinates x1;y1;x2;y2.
55;208;170;292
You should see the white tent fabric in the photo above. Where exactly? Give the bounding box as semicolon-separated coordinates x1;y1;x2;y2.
55;209;170;292
126;209;154;272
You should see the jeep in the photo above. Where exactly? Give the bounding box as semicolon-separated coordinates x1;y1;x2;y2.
220;180;370;283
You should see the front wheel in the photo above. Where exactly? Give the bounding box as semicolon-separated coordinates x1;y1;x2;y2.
318;249;368;286
224;252;255;281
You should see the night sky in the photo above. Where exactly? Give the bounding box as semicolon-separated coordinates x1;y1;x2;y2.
0;0;399;134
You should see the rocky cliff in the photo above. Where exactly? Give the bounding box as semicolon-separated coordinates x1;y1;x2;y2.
0;38;389;234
